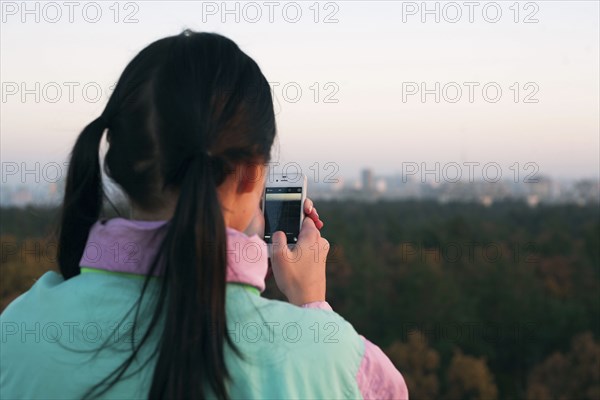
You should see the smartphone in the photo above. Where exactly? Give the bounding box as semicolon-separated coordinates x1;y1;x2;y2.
262;173;307;256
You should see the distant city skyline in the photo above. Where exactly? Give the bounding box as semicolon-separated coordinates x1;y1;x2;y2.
1;166;598;208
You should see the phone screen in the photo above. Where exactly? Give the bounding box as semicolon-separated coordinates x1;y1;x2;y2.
263;187;303;244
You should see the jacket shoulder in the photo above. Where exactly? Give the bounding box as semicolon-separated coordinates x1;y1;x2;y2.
225;288;366;398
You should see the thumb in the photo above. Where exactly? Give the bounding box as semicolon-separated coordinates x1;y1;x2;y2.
271;231;288;261
272;231;287;248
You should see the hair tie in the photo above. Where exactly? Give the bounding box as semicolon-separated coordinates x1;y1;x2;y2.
193;149;215;165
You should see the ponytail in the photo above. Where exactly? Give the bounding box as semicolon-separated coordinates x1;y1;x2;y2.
68;30;274;399
78;147;243;400
57;115;107;279
148;151;236;398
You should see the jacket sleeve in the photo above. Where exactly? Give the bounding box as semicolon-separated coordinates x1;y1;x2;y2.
300;301;409;399
356;335;409;399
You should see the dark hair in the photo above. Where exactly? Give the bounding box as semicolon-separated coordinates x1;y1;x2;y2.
56;30;276;399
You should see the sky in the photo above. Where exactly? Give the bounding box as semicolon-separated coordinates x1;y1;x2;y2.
1;0;599;185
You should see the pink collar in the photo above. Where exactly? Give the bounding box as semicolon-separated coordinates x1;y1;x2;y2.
79;218;269;293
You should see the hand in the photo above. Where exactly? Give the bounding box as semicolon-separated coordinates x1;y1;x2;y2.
270;214;330;306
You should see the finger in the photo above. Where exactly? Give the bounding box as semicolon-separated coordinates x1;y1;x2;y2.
271;231;289;260
301;215;319;230
304;198;314;215
298;216;320;244
305;207;324;230
306;207;319;222
272;230;287;248
271;231;295;268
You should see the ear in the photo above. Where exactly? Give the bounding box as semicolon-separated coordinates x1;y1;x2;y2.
236;162;265;194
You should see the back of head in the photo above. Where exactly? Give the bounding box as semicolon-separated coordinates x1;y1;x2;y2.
56;30;276;399
105;30;275;212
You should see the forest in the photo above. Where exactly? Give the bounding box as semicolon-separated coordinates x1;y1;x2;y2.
1;200;599;400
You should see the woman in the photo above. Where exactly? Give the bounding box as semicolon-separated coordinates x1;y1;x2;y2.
0;30;409;399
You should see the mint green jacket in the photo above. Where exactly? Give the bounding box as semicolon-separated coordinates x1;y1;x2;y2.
0;219;408;399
